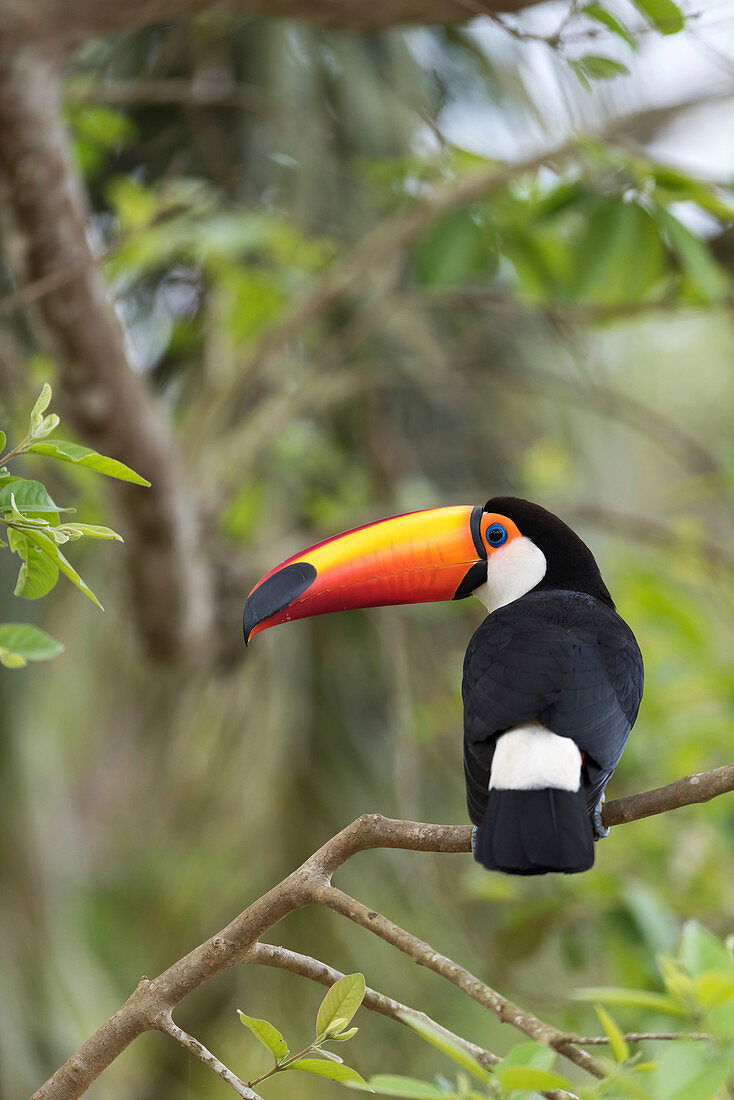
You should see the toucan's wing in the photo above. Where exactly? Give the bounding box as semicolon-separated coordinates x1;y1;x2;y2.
576;622;644;810
462;597;643;825
462;616;573;825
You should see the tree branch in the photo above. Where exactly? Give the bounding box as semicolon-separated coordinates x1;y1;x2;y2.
2;0;544;51
30;761;734;1100
309;881;608;1078
602;762;734;827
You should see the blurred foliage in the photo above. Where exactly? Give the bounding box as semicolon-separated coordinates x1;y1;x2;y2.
353;923;734;1099
1;7;734;1100
0;385;148;664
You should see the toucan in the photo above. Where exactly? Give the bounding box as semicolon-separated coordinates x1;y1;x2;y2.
243;497;643;875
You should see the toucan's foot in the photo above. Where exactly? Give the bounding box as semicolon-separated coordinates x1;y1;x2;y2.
471;825;479;856
592;797;610;841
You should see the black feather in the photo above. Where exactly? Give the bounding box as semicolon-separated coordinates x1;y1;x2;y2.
475;788;595;875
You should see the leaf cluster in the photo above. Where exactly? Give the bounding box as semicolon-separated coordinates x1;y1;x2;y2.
238;972;369;1089
0;385;149;667
407;147;732;309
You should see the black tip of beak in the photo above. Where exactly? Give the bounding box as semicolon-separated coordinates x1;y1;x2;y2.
243;561;317;645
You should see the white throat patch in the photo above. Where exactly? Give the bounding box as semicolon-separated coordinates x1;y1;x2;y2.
473;536;547;613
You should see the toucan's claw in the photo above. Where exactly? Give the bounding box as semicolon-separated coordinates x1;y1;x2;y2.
471;825;479;855
592;797;610;841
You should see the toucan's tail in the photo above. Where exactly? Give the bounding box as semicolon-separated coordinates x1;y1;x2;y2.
474;787;594;875
473;725;594;875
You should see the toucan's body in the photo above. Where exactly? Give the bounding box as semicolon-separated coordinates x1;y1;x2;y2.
244;496;643;876
464;588;643;874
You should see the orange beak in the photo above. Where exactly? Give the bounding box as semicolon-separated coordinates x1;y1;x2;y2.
244;505;489;644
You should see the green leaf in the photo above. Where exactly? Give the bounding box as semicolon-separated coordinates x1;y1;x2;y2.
106;176;159;230
680;922;734;979
693;972;734;1009
569;59;593;92
650;166;734;221
347;1076;449;1098
706;999;734;1041
496;1066;572;1092
500;1041;556;1071
577;54;630;79
595;1005;630;1063
0;623;64;667
572;987;686;1016
652;1041;728;1100
37;414;60;440
330;1027;359;1041
237;1011;288;1061
9;531;60;599
397;1012;492;1084
26;440;151;486
20;528;103;609
659;955;695;1004
55;523;123;542
289;1058;369;1086
582;4;636;47
0;648;26;668
0;479;65;515
414;209;496;287
0;430;5;454
566;200;665;304
29;384;52;433
653;208;729;302
316;973;366;1038
630;0;684;34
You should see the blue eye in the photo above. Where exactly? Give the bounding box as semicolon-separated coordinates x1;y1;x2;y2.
486;524;507;548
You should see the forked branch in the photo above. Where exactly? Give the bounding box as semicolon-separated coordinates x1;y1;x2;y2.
30;761;734;1100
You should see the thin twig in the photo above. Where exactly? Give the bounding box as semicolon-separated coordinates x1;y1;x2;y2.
572;1031;713;1045
155;1015;263;1100
251;942;501;1067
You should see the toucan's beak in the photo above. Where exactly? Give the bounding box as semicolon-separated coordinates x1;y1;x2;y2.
244;505;488;644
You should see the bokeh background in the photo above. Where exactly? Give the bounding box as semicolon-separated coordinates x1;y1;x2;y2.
2;1;734;1097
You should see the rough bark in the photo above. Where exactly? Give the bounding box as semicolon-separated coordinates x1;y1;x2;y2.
1;0;542;50
0;45;213;663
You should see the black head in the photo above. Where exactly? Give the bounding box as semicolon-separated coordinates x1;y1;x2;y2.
484;497;614;608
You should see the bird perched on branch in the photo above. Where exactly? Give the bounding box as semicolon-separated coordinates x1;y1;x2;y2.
244;497;643;876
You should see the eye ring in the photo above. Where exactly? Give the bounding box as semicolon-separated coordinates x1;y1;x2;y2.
486;524;507;548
